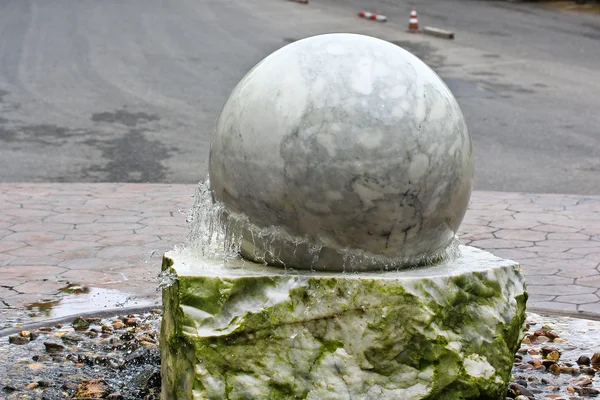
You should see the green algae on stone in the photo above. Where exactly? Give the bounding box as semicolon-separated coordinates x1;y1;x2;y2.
160;246;527;400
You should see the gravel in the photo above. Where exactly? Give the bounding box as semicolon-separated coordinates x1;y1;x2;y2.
2;311;600;399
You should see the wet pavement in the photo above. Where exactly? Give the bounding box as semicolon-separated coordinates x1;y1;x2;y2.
1;183;600;330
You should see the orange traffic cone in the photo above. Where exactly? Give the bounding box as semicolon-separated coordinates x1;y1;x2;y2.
409;9;419;32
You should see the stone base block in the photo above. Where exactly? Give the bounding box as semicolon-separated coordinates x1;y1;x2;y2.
160;246;527;400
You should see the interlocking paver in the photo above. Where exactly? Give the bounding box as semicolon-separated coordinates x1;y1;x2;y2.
488;219;543;230
533;224;580;233
4;231;65;242
95;215;144;224
557;269;599;279
27;240;101;251
530;276;574;285
0;183;599;325
547;232;593;240
7;256;64;266
74;222;146;232
577;276;600;287
555;293;600;304
526;301;579;314
98;235;161;246
45;213;99;224
0;265;67;279
6;246;63;257
527;284;595;296
536;239;598;248
58;258;111;270
0;241;27;253
13;280;65;295
489;249;540;260
469;238;532;249
542;252;586;260
493;229;547;242
96;245;149;260
567;247;600;256
58;269;124;283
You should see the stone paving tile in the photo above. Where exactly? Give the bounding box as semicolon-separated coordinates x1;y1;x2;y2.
13;280;65;295
0;241;27;253
526;301;579;314
6;246;63;257
4;231;65;242
1;265;67;279
530;276;574;285
532;224;580;233
555;293;600;304
527;284;596;296
547;232;592;240
57;257;112;270
0;183;600;323
7;256;64;266
488;249;541;260
557;268;599;279
493;229;547;241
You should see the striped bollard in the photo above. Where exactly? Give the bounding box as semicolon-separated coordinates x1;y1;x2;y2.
358;11;387;22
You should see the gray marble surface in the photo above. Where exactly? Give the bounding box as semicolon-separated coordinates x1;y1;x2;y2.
209;33;473;271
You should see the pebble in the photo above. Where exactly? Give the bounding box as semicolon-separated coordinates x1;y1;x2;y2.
542;346;560;356
577;355;591;365
559;366;579;374
37;379;54;387
577;387;600;396
509;382;535;399
84;330;99;338
8;335;29;345
44;341;65;353
581;366;596;375
62;332;85;343
75;379;109;398
546;351;561;361
16;310;600;400
591;352;600;364
72;316;91;331
549;363;561;374
570;376;592;386
112;321;125;329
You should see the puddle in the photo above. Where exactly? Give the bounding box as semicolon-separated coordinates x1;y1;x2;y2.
0;286;158;333
24;287;155;320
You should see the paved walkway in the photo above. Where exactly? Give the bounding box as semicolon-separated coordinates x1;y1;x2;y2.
1;184;599;328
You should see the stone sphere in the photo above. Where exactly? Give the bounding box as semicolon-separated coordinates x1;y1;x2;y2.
209;33;473;271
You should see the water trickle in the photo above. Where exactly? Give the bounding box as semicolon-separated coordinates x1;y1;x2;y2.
186;180;244;261
157;270;178;291
182;179;462;272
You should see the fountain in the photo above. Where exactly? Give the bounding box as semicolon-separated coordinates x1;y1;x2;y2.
160;33;527;399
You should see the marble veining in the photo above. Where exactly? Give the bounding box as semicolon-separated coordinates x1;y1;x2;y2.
160;246;527;399
209;33;473;271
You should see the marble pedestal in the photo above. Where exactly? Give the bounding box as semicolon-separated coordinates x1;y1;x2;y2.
160;246;527;400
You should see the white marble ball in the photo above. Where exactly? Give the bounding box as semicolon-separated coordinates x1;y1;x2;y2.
209;33;473;271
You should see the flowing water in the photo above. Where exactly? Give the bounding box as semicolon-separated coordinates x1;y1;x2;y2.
181;179;461;273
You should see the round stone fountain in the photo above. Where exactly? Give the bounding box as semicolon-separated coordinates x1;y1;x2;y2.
161;33;527;400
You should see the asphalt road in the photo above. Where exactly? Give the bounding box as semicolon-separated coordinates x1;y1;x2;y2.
0;0;599;195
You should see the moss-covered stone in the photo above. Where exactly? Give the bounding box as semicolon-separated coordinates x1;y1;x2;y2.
161;246;527;400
